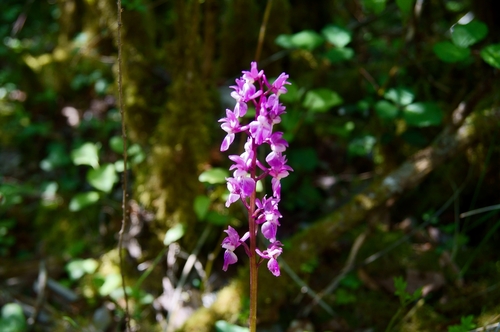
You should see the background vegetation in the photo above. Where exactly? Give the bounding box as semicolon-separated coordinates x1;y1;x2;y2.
1;0;500;331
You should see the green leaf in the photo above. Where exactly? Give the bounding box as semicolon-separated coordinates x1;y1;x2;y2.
403;102;443;127
362;0;387;14
99;273;122;296
276;30;324;51
0;303;26;332
321;25;352;48
275;34;294;49
66;258;98;280
215;320;249;332
448;315;476;332
480;43;500;69
375;100;399;119
163;223;185;246
451;20;488;48
348;135;376;156
303;88;343;112
127;143;142;156
384;87;414;106
433;41;470;62
109;136;124;154
445;1;465;12
396;0;414;15
198;168;229;184
340;273;362;289
194;195;210;221
69;191;100;211
87;164;118;193
71;142;100;168
114;160;130;173
394;276;409;302
325;47;354;63
335;288;357;304
40;143;71;171
291;30;325;51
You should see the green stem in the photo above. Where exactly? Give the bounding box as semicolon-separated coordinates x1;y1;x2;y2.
385;307;404;332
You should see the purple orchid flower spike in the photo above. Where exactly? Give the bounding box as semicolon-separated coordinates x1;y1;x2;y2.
218;62;292;278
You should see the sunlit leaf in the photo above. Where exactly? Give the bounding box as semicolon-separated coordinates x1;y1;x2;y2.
87;164;118;193
194;195;210;220
69;191;99;211
215;320;249;332
71;142;100;168
384;87;414;106
375;100;399;119
403;102;443;127
348;135;376;156
290;30;325;50
94;79;108;95
276;30;324;51
99;273;122;296
198;168;229;184
66;258;98;280
0;303;26;332
451;20;488;48
321;25;352;48
127;144;142;156
303;88;343;112
480;43;500;69
433;41;470;62
275;34;294;49
163;223;185;246
114;160;131;173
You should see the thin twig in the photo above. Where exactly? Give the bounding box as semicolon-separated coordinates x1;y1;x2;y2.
301;230;368;316
460;204;500;219
27;260;47;329
298;171;470;316
116;0;131;330
279;257;336;317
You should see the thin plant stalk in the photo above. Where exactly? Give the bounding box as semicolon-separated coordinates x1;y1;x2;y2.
115;0;131;330
254;0;274;62
248;141;258;331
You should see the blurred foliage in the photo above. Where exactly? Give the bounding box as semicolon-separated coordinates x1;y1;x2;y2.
0;0;500;331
